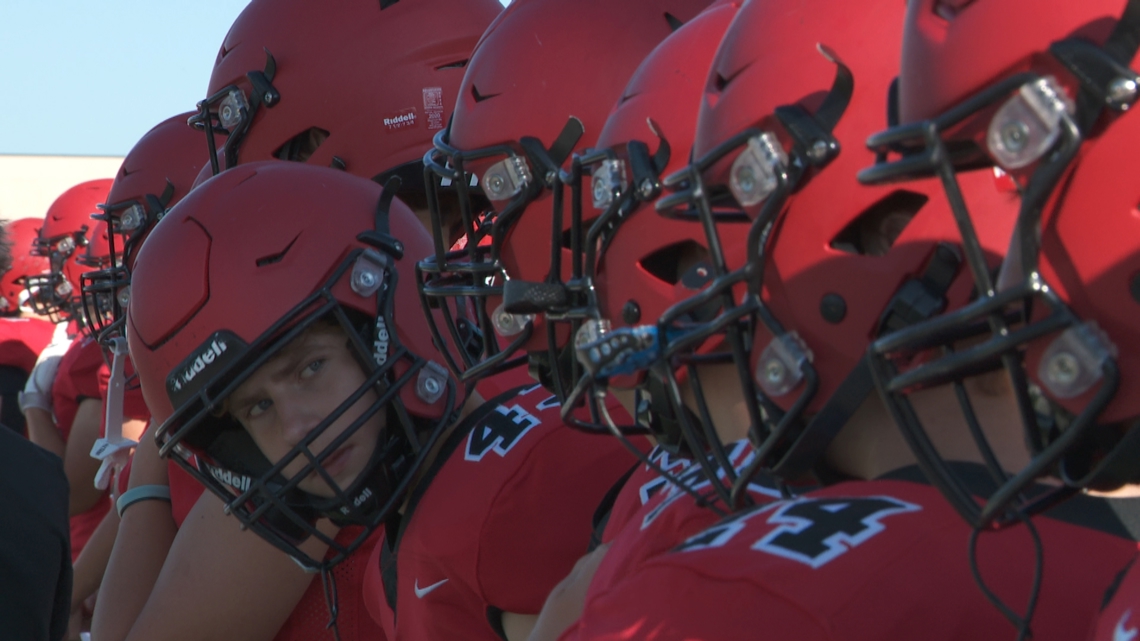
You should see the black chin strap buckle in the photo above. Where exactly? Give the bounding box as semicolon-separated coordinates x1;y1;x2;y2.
502;279;569;315
877;243;962;336
357;175;406;260
247;49;281;109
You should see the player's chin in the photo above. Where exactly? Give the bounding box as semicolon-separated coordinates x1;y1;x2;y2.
300;443;374;498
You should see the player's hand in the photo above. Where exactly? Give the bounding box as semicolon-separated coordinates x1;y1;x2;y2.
525;543;611;641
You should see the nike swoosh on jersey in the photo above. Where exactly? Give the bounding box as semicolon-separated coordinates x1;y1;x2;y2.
1117;610;1138;641
414;578;449;599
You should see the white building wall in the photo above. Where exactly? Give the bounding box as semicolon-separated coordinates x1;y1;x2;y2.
0;154;124;224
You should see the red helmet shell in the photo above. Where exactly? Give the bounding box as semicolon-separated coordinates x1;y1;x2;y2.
105;112;213;270
37;179;113;311
1025;104;1140;424
77;220;111;270
693;0;1021;412
592;2;742;340
205;0;501;177
898;0;1126;125
444;0;713;354
893;0;1140;425
128;161;456;424
0;218;48;313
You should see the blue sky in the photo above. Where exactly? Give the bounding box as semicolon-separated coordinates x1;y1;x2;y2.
0;0;509;157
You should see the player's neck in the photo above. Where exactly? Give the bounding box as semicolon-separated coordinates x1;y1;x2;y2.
825;371;1030;482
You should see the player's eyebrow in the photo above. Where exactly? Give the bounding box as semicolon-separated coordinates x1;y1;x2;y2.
226;332;326;415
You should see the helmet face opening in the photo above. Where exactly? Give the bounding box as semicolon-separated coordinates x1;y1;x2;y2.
128;161;460;570
156;248;457;570
418;128;551;384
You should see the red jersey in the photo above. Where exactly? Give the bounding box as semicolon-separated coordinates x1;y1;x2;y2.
1090;554;1140;641
269;527;386;641
363;379;646;641
0;316;54;372
598;445;694;546
590;440;784;603
560;468;1140;641
52;336;110;561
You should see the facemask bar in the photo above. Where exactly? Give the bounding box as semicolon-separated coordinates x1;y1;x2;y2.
157;246;457;570
189;50;281;176
418;118;584;384
861;86;1110;529
26;226;89;325
632;48;853;506
419;132;533;382
79;266;126;342
549;135;669;436
86;184;177;344
97;181;175;267
857;26;1140;527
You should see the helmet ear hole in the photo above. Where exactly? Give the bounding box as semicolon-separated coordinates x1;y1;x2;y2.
637;239;709;286
273;127;330;162
829;189;928;257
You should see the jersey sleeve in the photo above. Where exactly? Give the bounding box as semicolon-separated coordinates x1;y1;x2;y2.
475;410;644;615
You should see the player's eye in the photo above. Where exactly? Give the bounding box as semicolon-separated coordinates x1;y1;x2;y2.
300;359;325;380
246;398;274;420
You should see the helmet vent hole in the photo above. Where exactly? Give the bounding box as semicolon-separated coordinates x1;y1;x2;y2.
829;190;927;257
713;63;751;94
435;59;469;71
274;128;330;163
664;12;684;32
255;233;301;267
471;85;500;103
638;239;709;286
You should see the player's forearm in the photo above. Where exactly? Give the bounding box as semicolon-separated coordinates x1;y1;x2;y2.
122;493;326;641
25;407;65;457
91;434;175;641
92;498;177;641
65;398;107;515
72;508;120;610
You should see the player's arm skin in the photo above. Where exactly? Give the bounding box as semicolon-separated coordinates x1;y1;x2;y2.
91;433;176;641
25;406;65;458
94;433;334;641
65;398;106;515
525;544;611;641
69;508;119;640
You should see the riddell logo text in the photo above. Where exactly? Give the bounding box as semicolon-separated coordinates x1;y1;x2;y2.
170;339;228;392
383;108;417;131
208;466;251;494
340;487;374;514
373;317;390;366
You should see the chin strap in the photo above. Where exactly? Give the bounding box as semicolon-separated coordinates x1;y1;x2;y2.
90;337;138;490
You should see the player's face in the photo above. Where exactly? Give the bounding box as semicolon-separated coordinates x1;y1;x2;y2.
228;324;384;498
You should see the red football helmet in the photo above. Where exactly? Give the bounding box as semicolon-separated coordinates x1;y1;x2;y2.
0;218;49;315
127;161;460;569
26;179;112;324
76;220;114;336
418;0;713;388
80;112;213;343
190;0;500;191
540;2;740;450
858;0;1140;526
646;0;1022;507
